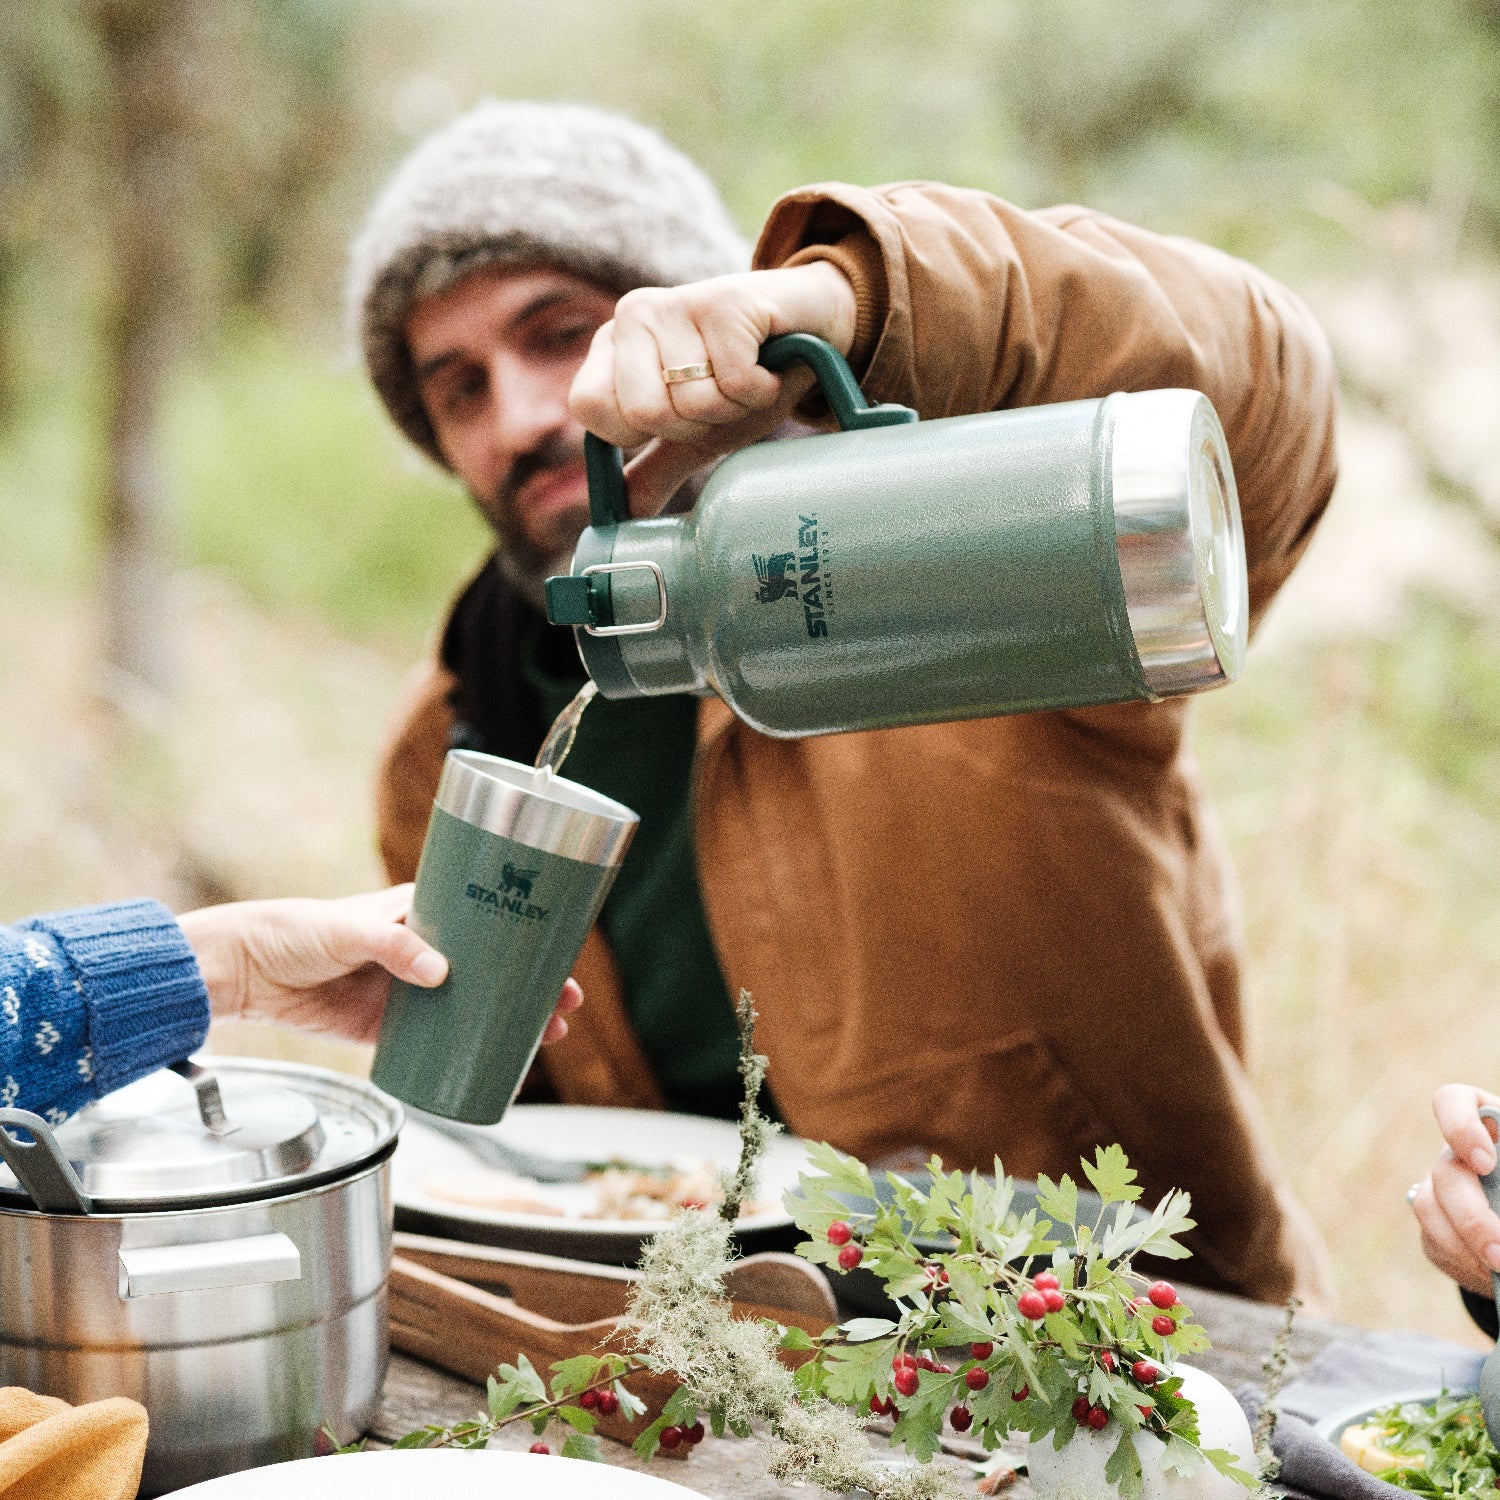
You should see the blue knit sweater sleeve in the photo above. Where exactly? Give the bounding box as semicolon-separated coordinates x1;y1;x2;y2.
1;901;210;1124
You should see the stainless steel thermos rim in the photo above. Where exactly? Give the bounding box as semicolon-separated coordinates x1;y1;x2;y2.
434;750;639;868
1108;389;1248;696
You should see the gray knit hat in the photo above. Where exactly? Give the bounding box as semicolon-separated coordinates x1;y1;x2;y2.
347;100;751;464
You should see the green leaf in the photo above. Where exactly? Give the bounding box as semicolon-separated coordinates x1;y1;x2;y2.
1104;1426;1145;1500
495;1353;547;1404
549;1354;609;1396
560;1431;603;1463
839;1317;897;1343
556;1404;598;1434
661;1386;699;1426
779;1324;818;1350
1081;1144;1142;1205
1034;1173;1078;1227
392;1427;440;1449
613;1381;648;1422
632;1415;670;1461
1202;1448;1261;1490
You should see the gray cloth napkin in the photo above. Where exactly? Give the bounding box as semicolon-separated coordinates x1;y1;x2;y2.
1235;1330;1487;1499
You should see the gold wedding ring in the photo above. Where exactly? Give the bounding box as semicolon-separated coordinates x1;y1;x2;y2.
662;361;714;385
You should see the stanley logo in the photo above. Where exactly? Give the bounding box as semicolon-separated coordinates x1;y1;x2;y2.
466;862;549;921
751;515;831;639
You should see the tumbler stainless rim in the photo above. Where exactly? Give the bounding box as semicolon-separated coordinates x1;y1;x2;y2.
1108;389;1249;697
435;750;639;867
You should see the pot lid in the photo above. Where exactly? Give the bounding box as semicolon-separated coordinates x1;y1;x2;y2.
0;1056;402;1214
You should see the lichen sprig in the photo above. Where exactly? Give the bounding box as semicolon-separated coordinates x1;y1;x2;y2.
1251;1296;1300;1483
719;987;780;1224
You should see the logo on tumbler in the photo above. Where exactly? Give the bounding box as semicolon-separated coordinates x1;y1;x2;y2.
466;864;549;922
751;515;831;639
752;551;797;603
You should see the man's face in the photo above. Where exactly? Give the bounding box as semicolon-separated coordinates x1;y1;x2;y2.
406;264;618;594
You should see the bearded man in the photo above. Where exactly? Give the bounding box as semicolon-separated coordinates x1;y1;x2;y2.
347;100;1338;1305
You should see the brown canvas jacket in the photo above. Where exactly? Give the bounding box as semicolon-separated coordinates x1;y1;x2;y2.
374;182;1338;1304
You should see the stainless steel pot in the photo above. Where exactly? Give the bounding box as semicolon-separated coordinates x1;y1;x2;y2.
0;1057;403;1497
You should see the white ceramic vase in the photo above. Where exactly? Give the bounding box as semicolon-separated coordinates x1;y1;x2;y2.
1026;1364;1256;1500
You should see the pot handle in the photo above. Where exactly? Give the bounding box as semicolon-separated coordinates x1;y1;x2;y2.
168;1058;240;1138
0;1108;92;1215
580;333;919;528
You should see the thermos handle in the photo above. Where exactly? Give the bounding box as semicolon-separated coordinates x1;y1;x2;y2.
582;333;918;527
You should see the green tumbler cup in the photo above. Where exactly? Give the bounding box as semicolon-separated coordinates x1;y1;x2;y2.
370;750;638;1123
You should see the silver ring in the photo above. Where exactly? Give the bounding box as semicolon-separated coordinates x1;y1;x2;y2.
1406;1182;1422;1205
662;361;714;385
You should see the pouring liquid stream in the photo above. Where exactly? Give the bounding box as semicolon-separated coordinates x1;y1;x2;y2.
532;679;598;784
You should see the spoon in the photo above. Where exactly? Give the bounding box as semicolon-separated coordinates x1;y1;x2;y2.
1476;1106;1500;1442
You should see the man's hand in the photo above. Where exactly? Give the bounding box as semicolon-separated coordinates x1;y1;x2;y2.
1410;1083;1500;1296
178;886;584;1047
569;260;858;516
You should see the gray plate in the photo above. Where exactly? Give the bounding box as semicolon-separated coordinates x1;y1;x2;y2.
1311;1387;1457;1446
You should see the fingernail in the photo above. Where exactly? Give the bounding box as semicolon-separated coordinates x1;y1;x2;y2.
1486;1243;1500;1273
1473;1148;1497;1174
411;951;447;985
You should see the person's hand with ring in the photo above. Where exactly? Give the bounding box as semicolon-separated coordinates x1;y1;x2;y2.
569;261;859;517
1410;1082;1500;1296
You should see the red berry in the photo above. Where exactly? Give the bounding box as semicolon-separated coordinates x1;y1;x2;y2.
1033;1271;1062;1292
1017;1290;1049;1320
893;1353;917;1373
915;1355;938;1372
1087;1405;1109;1431
970;1341;994;1360
827;1220;853;1245
894;1368;920;1398
597;1389;619;1416
965;1366;990;1391
1147;1281;1177;1309
1152;1315;1177;1337
1131;1361;1160;1385
579;1389;600;1410
1012;1385;1030;1402
658;1425;683;1450
869;1394;894;1417
683;1422;705;1445
529;1441;550;1454
1042;1288;1066;1313
950;1404;973;1432
934;1361;953;1375
1138;1404;1154;1420
1072;1395;1091;1423
1124;1298;1140;1316
837;1243;864;1271
1100;1351;1116;1372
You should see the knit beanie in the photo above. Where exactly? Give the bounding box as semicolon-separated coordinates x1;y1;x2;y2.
348;100;752;465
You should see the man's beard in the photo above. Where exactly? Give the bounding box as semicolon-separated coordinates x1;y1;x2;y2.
477;432;590;612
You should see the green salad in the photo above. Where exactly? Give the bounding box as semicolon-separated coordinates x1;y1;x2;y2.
1345;1392;1500;1496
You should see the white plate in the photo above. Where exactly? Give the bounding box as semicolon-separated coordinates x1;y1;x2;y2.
391;1104;811;1261
170;1448;702;1497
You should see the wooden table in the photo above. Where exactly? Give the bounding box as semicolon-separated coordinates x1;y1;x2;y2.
369;1283;1365;1496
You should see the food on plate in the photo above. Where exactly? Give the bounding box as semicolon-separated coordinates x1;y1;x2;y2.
422;1157;767;1220
1338;1391;1498;1493
419;1166;566;1217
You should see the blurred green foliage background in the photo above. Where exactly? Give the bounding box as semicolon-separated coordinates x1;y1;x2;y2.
1;0;1498;1338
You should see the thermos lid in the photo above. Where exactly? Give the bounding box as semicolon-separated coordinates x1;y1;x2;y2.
1109;389;1249;696
435;750;639;868
0;1057;402;1214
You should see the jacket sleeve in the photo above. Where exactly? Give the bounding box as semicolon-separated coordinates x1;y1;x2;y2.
756;182;1339;628
2;901;209;1123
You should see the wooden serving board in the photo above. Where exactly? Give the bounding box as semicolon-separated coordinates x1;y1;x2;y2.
388;1233;838;1451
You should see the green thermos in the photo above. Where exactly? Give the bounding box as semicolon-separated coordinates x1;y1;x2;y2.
544;334;1247;736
